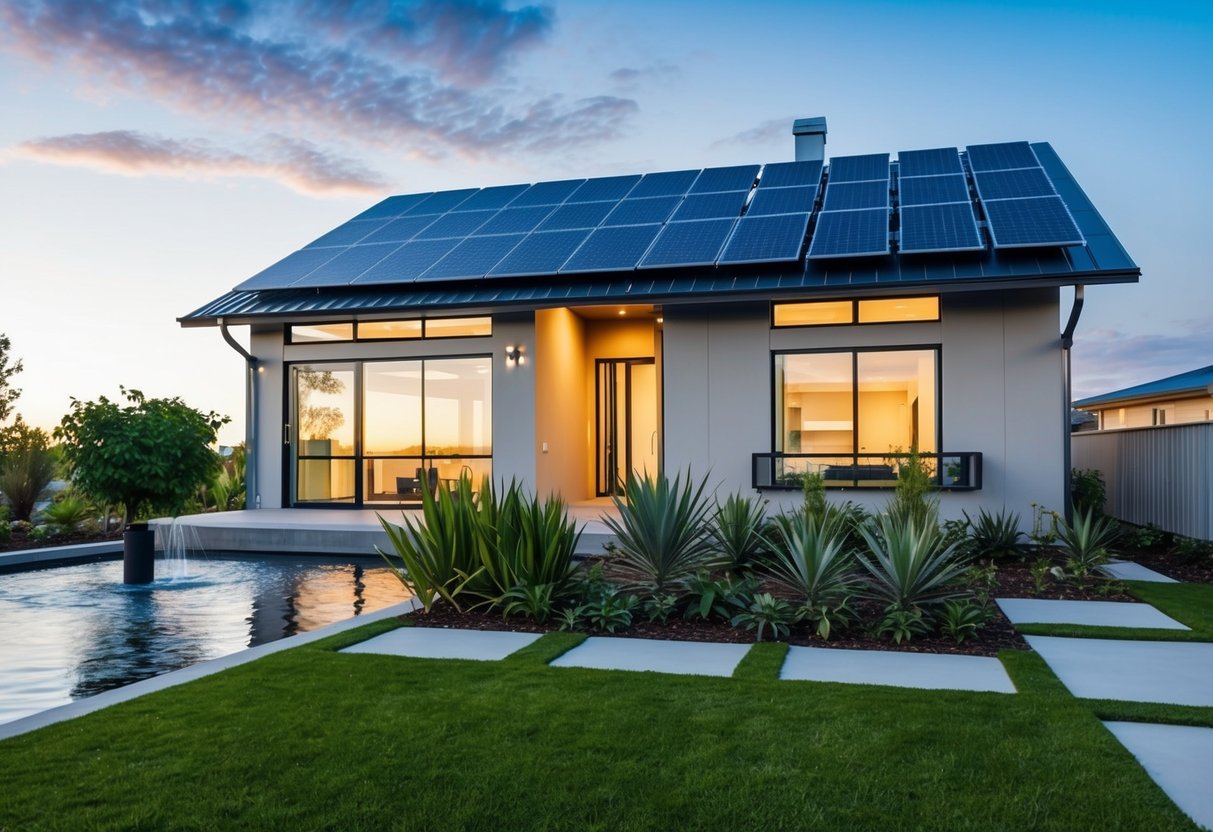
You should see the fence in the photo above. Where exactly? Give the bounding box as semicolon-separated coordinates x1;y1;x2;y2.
1072;422;1213;540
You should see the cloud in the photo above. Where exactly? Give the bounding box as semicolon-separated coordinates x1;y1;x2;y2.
711;117;794;149
11;130;390;196
0;0;635;156
1071;321;1211;400
609;62;680;89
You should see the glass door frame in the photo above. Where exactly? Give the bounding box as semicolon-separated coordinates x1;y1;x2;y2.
595;356;656;497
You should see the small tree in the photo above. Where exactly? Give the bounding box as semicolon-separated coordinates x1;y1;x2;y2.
0;333;22;427
55;388;228;525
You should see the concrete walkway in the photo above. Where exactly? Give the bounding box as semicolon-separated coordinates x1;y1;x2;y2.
996;598;1189;629
549;636;750;677
1025;636;1213;707
1105;721;1213;831
342;627;541;661
780;645;1016;693
1101;560;1178;583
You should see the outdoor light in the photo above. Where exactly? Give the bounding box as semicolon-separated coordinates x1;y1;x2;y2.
505;345;524;365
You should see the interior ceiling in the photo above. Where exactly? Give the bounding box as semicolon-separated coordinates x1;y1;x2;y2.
569;304;659;320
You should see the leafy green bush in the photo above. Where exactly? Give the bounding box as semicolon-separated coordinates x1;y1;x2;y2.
643;592;680;623
1071;468;1107;517
855;513;972;611
1055;508;1120;580
802;470;827;520
0;440;55;521
602;469;718;593
582;587;639;632
938;599;990;644
731;593;794;642
1173;536;1213;565
964;508;1026;560
709;493;767;570
887;447;939;530
681;572;755;621
876;607;930;644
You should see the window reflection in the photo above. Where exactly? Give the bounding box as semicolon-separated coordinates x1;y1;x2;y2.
290;323;353;342
425;358;492;455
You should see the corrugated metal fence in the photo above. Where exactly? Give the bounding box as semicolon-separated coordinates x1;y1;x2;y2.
1072;422;1213;540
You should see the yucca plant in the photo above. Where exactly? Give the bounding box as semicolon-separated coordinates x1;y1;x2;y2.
1055;508;1120;578
40;495;95;530
964;507;1026;560
759;510;857;610
376;475;486;613
0;445;55;522
602;469;719;593
855;513;972;611
709;493;767;571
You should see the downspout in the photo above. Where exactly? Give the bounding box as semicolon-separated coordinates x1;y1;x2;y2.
1060;285;1085;521
219;318;258;510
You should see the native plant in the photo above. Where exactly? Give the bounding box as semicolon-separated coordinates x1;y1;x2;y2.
1071;468;1107;518
478;479;581;606
887;447;939;530
1055;508;1120;580
731;593;795;642
760;510;855;603
856;513;972;612
876;607;930;644
643;592;681;623
603;469;718;593
0;437;55;522
964;508;1026;560
709;493;767;570
1029;557;1053;595
802;470;827;521
938;599;990;644
40;494;95;531
682;572;755;621
582;587;639;633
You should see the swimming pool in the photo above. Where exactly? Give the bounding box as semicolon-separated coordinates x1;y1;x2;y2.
0;554;409;725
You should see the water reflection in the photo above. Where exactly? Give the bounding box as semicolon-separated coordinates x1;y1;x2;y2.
0;555;409;725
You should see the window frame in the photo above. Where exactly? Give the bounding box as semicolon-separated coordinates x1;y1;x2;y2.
771;296;940;329
286;316;493;344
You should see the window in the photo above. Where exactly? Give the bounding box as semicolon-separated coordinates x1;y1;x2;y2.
291;357;492;506
774;348;938;485
288;317;491;343
1152;408;1167;426
773;296;939;327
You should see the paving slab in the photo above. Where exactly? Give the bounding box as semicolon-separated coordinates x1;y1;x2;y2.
1101;560;1179;583
1027;636;1213;706
341;627;540;661
779;646;1016;693
996;598;1189;629
1104;721;1213;831
549;637;750;677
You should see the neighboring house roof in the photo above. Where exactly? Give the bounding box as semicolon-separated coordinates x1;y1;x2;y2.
181;140;1139;327
1075;365;1213;409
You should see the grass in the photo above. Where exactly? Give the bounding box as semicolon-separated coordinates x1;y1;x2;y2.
0;624;1198;831
1013;581;1213;642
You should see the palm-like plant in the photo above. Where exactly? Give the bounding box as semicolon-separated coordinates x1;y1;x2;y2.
602;469;719;593
855;513;972;611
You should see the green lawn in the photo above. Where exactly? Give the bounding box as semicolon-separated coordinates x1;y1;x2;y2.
1014;581;1213;644
0;619;1198;831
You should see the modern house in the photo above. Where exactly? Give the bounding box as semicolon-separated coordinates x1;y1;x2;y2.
1075;365;1213;430
181;118;1139;525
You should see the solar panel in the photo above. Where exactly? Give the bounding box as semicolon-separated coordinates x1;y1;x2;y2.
898;174;970;207
628;169;701;198
827;154;890;183
419;234;527;281
973;168;1057;201
509;179;586;207
966;141;1039;172
560;224;662;273
537;201;618;231
476;206;556;235
360;214;440;245
488;229;593;277
984;196;1085;248
823;180;889;211
352;239;461;285
746;186;818;216
452;184;530;212
404;188;478;215
670;191;748;221
638;219;737;269
759;160;823;188
602;196;681;226
412;210;497;240
304;218;390;249
718;213;810;264
291;242;402;287
899;203;983;254
350;193;433;221
807;209;889;258
688;164;760;194
236;247;343;290
567;175;642;203
897;147;962;177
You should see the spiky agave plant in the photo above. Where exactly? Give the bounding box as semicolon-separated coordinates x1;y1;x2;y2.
709;493;768;571
855;512;972;612
1055;508;1120;578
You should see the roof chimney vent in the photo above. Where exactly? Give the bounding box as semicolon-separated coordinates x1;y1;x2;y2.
792;117;827;163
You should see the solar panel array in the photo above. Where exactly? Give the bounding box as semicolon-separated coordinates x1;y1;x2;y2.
237;143;1086;291
808;154;890;259
967;141;1085;249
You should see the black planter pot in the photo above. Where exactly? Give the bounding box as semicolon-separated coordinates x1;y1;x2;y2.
123;523;155;584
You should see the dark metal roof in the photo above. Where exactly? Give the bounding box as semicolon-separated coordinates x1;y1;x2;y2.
181;141;1139;326
1075;365;1213;409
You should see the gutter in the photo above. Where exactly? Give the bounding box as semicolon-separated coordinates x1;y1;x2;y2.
1060;285;1084;521
218;318;258;509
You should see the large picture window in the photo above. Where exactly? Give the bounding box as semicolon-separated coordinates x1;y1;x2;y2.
292;357;491;506
774;348;938;486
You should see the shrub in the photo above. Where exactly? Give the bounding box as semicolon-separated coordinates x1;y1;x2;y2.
938;599;990;644
1029;557;1053;595
887;447;939;530
643;592;680;623
964;508;1026;560
602;469;718;593
1173;536;1213;565
40;494;95;530
582;587;639;633
479;479;581;605
855;513;972;611
1071;468;1107;517
681;572;755;621
0;441;55;522
876;607;930;644
709;493;767;571
731;593;794;642
758;510;857;612
1055;508;1119;580
802;470;827;520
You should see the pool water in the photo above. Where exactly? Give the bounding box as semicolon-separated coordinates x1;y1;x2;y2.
0;554;410;725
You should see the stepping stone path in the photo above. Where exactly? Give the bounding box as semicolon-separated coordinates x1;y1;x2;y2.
549;637;749;677
1104;721;1213;831
996;598;1189;629
341;627;541;661
1101;560;1178;583
1025;636;1213;707
779;646;1016;693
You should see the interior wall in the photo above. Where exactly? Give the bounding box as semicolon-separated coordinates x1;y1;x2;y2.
583;317;656;497
534;308;588;501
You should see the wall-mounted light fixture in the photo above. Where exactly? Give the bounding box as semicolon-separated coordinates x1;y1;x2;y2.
505;344;525;366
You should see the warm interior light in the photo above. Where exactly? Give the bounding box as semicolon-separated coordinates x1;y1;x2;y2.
656;317;664;323
618;309;626;316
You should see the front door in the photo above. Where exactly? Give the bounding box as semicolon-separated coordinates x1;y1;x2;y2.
596;358;658;496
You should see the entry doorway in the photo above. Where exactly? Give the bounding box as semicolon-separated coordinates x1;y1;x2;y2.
596;358;658;496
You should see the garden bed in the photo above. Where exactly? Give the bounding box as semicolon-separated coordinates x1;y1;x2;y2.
0;527;123;554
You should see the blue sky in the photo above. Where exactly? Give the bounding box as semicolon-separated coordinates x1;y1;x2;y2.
1;0;1211;444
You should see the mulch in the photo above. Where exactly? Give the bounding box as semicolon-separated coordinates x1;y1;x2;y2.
0;528;124;554
1115;546;1213;584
